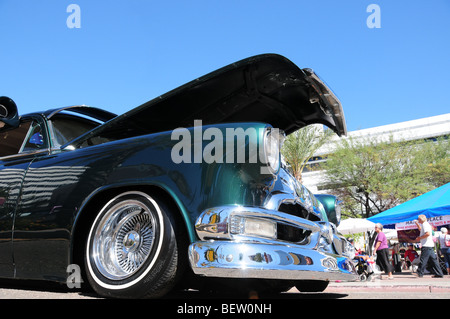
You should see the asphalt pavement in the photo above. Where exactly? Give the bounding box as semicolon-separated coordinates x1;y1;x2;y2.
0;271;448;299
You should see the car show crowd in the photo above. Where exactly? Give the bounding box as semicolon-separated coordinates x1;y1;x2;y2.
349;215;450;281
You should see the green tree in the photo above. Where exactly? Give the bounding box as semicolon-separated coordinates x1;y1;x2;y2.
323;136;449;219
281;125;334;182
418;137;450;187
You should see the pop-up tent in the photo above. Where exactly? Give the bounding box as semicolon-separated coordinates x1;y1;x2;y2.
337;218;375;234
368;183;450;228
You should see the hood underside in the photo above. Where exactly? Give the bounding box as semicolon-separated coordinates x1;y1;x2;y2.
68;54;346;148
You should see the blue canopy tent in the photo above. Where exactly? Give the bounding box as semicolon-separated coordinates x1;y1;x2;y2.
368;183;450;229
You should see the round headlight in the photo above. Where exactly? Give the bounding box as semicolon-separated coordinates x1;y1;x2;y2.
262;128;285;174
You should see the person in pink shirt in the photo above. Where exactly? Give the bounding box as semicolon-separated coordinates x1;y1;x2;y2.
373;223;394;279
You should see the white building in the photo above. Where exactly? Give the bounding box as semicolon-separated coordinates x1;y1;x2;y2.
302;113;450;193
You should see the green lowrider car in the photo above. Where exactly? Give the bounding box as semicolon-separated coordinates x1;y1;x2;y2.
0;54;357;298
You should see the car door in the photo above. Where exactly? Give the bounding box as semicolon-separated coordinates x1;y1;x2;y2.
12;113;93;280
0;118;48;277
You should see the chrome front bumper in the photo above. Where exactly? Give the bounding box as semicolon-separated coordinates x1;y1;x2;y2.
189;241;357;281
188;205;358;282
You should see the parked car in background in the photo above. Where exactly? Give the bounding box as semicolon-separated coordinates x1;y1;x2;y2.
0;54;357;298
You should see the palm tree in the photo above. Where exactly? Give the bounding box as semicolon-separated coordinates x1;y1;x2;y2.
281;124;334;182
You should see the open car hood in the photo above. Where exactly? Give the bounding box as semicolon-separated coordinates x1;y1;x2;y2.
67;54;346;148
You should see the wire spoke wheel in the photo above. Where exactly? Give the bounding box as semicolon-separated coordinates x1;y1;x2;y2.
85;191;182;298
92;201;156;280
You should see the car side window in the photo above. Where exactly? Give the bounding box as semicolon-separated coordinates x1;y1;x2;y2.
22;122;46;152
0;120;47;158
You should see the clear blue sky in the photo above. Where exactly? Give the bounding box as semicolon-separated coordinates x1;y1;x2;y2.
1;0;449;131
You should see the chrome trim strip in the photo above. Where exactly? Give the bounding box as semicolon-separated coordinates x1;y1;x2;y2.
47;105;89;119
263;192;298;211
0;149;49;161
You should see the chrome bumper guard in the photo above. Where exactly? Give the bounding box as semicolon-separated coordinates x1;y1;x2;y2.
189;206;358;282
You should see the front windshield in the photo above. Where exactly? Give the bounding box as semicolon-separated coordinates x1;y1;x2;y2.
49;114;101;148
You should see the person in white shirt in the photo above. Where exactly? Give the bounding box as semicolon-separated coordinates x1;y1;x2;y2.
415;215;444;278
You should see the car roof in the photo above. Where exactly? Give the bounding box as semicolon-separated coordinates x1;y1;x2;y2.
25;105;117;123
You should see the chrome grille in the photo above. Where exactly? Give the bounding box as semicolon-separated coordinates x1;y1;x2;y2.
278;203;321;222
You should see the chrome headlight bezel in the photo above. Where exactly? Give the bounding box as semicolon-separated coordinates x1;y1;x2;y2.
318;222;334;244
261;128;285;175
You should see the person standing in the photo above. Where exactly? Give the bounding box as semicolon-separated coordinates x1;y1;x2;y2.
373;223;394;279
415;215;444;278
437;227;450;276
